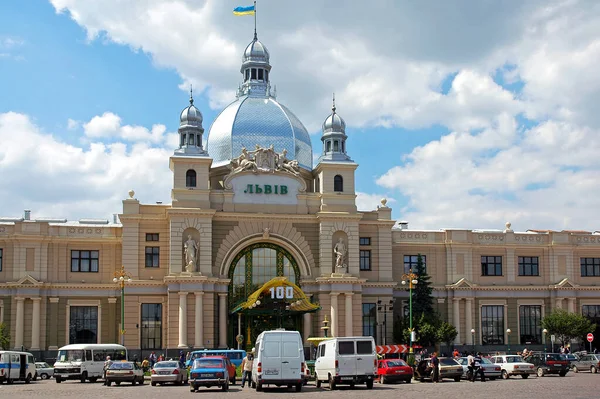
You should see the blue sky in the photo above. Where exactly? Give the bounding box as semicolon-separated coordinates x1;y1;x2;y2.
1;0;600;231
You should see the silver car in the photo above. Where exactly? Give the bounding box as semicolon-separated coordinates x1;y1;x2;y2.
455;357;502;380
35;362;54;380
572;354;600;373
151;361;188;386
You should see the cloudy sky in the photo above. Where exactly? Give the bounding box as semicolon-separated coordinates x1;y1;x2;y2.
1;0;600;231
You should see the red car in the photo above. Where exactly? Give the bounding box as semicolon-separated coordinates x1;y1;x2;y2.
377;359;413;384
203;356;237;385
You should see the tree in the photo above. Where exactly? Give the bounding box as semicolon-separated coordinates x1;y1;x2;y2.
541;309;596;346
0;322;10;350
413;313;439;347
411;254;434;318
437;321;458;349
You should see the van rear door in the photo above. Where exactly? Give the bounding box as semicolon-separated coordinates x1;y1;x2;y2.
281;334;302;382
337;340;357;377
262;332;283;380
356;340;375;376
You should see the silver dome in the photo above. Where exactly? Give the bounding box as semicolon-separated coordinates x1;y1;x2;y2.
207;95;313;170
180;98;203;128
322;111;346;134
243;38;270;64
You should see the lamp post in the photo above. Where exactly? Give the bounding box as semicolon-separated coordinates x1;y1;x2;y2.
471;329;476;352
113;265;132;346
542;328;548;354
377;299;394;345
401;269;419;353
506;328;512;353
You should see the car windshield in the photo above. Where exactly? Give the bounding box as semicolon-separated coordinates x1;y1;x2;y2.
506;356;524;363
440;358;459;366
109;362;133;370
57;350;83;362
386;360;407;367
155;362;178;368
193;359;223;369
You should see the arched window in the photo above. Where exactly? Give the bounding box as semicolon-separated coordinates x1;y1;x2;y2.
334;175;343;192
186;169;197;188
326;141;331;152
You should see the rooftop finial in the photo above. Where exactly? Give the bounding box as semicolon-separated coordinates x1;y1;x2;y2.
332;93;336;113
253;1;258;40
189;84;194;105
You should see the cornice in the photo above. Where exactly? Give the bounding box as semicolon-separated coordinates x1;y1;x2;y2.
363;281;398;288
213;212;317;222
317;212;363;222
166;207;217;218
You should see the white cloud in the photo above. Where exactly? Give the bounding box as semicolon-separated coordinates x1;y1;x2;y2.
356;192;396;212
0;112;174;220
82;112;170;144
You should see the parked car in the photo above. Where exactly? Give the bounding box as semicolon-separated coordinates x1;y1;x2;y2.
189;357;230;392
527;353;569;377
414;357;463;382
204;356;236;385
377;359;413;384
490;354;535;379
35;362;54;380
105;361;145;386
314;336;376;390
571;353;600;373
150;360;188;386
455;357;501;380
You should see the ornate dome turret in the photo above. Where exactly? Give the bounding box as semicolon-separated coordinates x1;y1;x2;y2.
318;94;352;163
243;33;270;64
175;88;208;156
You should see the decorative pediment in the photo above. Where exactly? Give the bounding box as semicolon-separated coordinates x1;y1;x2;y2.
553;278;579;289
10;275;43;286
447;278;477;289
224;145;304;183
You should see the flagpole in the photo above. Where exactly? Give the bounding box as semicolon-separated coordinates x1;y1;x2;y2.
254;0;257;39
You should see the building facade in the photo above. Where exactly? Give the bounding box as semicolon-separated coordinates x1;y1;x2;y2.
1;32;600;359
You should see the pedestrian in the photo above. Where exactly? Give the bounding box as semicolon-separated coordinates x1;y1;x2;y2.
179;351;186;368
103;356;113;385
467;352;475;382
430;352;440;383
149;351;157;368
452;349;460;358
241;351;254;388
141;358;149;373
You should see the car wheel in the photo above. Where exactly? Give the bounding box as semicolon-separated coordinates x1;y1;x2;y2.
56;377;62;383
33;373;37;381
559;371;567;377
232;375;236;385
295;383;302;392
80;371;88;383
521;374;529;379
405;378;412;383
454;376;461;382
537;367;545;377
151;381;156;386
366;379;374;389
25;374;32;384
316;378;322;388
106;381;112;386
573;366;579;373
41;373;49;380
256;381;263;391
251;381;256;388
379;375;385;384
89;377;98;383
501;370;509;380
591;365;598;374
329;375;336;390
115;381;121;386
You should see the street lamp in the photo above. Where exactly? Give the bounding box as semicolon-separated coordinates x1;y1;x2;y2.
471;329;476;352
542;328;548;354
506;328;512;353
401;269;419;353
113;265;132;346
377;299;394;345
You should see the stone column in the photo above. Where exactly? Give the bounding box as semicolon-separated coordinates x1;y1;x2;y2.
178;292;188;348
194;292;204;349
453;298;461;344
219;293;228;348
14;297;25;350
567;298;576;313
345;293;354;337
330;293;339;338
108;298;117;344
31;297;41;350
303;313;312;343
465;298;474;345
48;298;59;350
0;299;4;324
555;298;563;310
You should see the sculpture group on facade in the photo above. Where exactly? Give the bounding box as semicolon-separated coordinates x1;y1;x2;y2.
230;144;300;176
183;234;200;273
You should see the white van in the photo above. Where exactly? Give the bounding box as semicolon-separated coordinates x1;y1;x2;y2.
251;330;305;392
314;336;376;390
53;343;127;383
0;351;36;384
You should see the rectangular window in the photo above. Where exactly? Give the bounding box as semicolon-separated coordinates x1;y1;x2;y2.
338;341;354;355
518;256;539;276
519;305;542;344
69;306;98;344
360;250;371;271
0;248;2;271
481;305;504;345
359;237;371;246
581;258;600;277
362;303;376;337
258;69;264;80
141;303;162;350
403;255;426;274
251;68;257;79
356;341;373;354
145;247;160;268
146;233;159;241
481;256;502;276
71;250;99;273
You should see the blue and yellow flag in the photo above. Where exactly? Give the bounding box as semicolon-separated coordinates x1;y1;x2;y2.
233;5;255;16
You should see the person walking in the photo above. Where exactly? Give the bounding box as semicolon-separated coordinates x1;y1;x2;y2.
103;356;113;385
430;352;440;383
241;352;254;388
467;352;475;382
473;352;486;382
149;351;157;368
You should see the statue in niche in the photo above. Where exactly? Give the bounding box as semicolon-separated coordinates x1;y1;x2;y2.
183;235;199;273
333;238;347;271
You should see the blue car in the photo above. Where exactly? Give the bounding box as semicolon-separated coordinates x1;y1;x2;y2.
189;357;230;392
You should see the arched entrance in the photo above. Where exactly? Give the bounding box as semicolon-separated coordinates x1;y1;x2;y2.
227;243;313;348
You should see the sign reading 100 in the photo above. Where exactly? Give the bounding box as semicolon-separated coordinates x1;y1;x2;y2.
269;286;294;299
